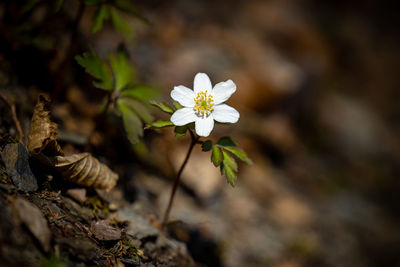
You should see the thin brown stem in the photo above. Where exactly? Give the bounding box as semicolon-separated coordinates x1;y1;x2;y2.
95;93;112;128
0;91;24;144
85;91;118;151
161;132;199;230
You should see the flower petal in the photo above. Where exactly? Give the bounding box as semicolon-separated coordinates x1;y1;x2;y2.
212;104;240;123
170;108;197;126
211;80;236;105
195;116;214;137
171;86;195;107
193;73;212;93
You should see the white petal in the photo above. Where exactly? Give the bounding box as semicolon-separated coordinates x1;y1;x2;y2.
170;108;197;126
212;104;240;123
195;116;214;137
171;86;195;107
211;79;236;105
193;73;212;93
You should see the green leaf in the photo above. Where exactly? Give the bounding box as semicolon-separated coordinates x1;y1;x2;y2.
222;151;238;172
55;0;65;12
217;136;238;147
131;102;153;123
110;7;133;42
211;146;223;167
187;122;195;130
173;101;183;110
221;163;237;187
113;0;148;23
145;120;174;129
222;146;253;165
92;4;110;33
118;97;153;123
122;86;160;102
118;102;143;144
174;126;187;137
109;51;134;91
149;100;174;114
75;51;113;91
202;140;213;152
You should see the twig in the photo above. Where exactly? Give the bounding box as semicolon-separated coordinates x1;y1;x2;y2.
161;131;199;230
0;91;24;144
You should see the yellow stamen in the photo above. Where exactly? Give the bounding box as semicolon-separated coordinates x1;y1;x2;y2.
194;90;214;117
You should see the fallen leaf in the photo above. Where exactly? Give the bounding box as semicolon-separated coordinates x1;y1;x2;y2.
55;153;118;191
27;95;119;191
27;94;64;159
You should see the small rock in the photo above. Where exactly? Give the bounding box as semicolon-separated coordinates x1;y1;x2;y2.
1;143;38;191
90;220;122;241
13;197;51;252
117;208;159;240
66;188;87;204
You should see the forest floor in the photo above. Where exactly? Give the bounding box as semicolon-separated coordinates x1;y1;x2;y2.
0;138;195;266
1;0;400;266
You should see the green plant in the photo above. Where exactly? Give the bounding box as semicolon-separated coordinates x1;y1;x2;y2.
148;73;252;229
75;50;159;144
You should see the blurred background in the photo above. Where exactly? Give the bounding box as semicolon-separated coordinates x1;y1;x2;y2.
1;0;400;266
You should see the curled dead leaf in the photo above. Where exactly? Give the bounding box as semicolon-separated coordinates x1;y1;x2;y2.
27;95;119;190
27;94;64;159
55;153;118;191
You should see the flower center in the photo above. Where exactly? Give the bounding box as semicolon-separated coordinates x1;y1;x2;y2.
194;91;214;117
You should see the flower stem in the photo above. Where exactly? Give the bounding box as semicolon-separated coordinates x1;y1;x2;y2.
161;130;198;230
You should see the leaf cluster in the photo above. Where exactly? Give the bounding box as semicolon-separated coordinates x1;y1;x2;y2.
75;50;159;144
202;137;252;187
147;103;252;186
24;0;145;42
87;0;147;42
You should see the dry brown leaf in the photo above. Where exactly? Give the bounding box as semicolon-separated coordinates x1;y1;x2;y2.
55;153;118;191
27;94;64;158
27;95;119;190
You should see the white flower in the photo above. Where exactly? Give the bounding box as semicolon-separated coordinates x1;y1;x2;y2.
170;73;240;137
